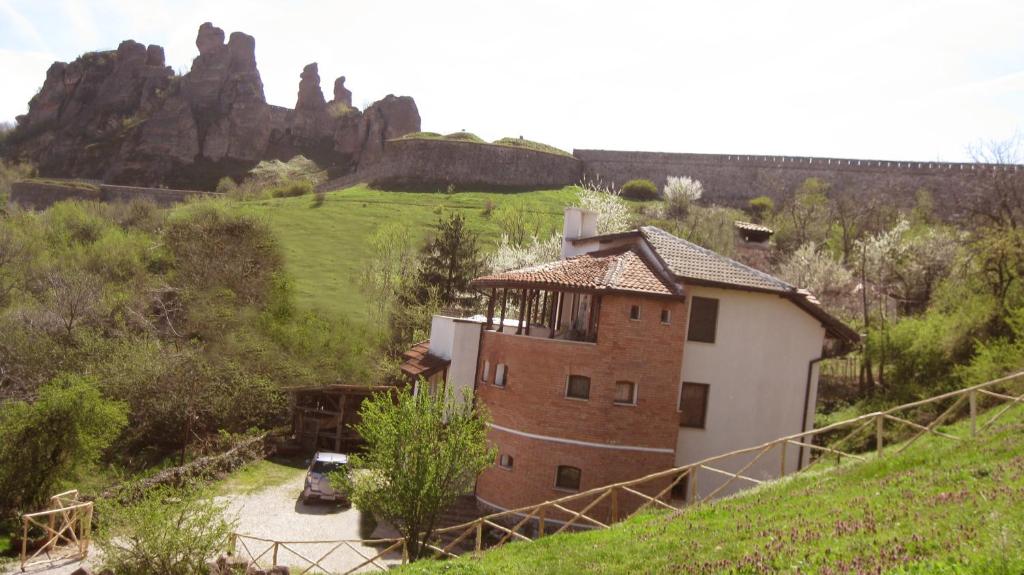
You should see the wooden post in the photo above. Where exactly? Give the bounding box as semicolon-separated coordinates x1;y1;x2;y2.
538;506;546;537
272;541;279;566
498;288;508;332
83;503;93;556
525;290;533;336
21;515;28;569
334;395;345;453
875;414;884;456
610;487;619;523
402;540;409;564
779;441;787;477
47;507;56;551
969;390;978;437
228;533;237;555
689;468;699;503
475;519;483;554
516;290;526;335
486;288;496;330
549;291;559;337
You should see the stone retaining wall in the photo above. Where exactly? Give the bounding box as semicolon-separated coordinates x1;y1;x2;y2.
10;180;220;210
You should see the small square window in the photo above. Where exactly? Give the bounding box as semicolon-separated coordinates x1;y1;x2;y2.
661;309;671;324
499;454;514;470
679;382;710;428
629;305;641;321
614;381;636;405
670;473;690;500
687;297;719;343
555;465;581;491
566;375;591;400
495;364;508;388
481;360;490;382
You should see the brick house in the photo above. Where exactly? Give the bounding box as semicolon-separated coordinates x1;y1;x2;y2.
401;207;858;521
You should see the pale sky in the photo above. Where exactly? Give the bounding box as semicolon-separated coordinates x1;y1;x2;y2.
1;0;1022;162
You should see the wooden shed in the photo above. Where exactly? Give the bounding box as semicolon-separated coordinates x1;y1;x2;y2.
287;385;396;453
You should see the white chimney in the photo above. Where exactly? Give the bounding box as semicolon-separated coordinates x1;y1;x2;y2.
561;207;598;259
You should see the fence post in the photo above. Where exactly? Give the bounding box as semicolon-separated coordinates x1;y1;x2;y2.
538;506;546;537
610;487;619;523
474;519;483;555
272;542;278;566
21;515;28;570
689;468;699;503
402;540;409;564
779;441;787;477
875;414;884;457
969;390;978;437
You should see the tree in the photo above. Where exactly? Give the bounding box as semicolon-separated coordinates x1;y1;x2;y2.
489;232;561;273
493;201;550;248
338;385;495;561
663;176;704;219
747;195;774;224
575;180;631;234
0;374;127;517
97;487;235;575
41;267;102;341
415;212;484;308
776;178;831;250
360;223;417;321
779;242;854;301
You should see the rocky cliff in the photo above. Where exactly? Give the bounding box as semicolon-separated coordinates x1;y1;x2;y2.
3;22;420;189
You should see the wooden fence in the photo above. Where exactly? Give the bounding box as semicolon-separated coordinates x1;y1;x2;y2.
228;533;406;574
230;370;1024;569
20;489;94;571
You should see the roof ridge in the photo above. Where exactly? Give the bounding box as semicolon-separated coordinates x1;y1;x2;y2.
640;226;794;291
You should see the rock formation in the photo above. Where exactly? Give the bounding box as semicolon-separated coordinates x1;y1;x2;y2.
4;22;420;189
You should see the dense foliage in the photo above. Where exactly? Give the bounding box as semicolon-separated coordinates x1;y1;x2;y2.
336;386;495;560
97;487;234;575
0;375;127;517
0;199;381;481
619;178;660;200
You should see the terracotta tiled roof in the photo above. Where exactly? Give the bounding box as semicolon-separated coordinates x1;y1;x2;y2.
734;221;774;234
640;226;792;293
400;340;449;379
472;247;676;296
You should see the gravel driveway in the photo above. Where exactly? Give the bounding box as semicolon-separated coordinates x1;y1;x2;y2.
8;465;403;575
221;468;404;573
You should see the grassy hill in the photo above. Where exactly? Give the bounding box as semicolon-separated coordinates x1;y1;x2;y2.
230;185;578;320
398;404;1024;574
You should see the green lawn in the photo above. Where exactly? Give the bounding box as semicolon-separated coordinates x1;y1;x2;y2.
233;185;578;320
398;405;1024;574
213;457;306;496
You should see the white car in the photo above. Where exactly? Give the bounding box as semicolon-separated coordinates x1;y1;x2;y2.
301;452;349;504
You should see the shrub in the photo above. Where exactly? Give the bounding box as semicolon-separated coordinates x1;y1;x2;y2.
270;179;313;198
481;200;495;218
311;189;326;208
492;137;572;157
663;176;704;218
620;178;660;200
97;487;235;575
0;375;128;517
214;177;237;195
748;195;775;222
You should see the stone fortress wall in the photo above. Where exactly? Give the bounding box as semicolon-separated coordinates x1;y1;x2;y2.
9;180;217;210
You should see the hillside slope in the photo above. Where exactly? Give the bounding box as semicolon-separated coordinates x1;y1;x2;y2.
400;405;1024;574
232;185;578;319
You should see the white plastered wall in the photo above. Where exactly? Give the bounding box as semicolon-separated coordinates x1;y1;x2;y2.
674;286;826;499
425;315;482;408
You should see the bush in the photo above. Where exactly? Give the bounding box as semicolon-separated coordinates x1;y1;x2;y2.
270;180;313;198
97;487;235;575
214;177;237;195
748;195;775;222
663;176;704;218
0;375;127;517
620;178;660;200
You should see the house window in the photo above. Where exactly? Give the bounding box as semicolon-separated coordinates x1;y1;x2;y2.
495;364;508;388
614;381;637;405
555;465;581;491
670;473;690;500
661;309;671;324
687;297;719;343
629;305;641;320
565;375;591;400
481;360;490;382
499;454;514;470
679;382;710;428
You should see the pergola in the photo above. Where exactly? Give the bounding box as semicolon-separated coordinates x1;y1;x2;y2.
287;384;396;452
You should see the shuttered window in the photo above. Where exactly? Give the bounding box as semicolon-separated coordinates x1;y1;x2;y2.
687;297;719;343
614;381;637;405
555;465;581;491
566;375;591;400
679;382;710;428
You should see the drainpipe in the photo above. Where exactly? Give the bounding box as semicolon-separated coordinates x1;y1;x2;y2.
797;356;825;471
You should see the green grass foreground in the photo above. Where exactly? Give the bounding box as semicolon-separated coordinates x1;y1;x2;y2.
213;458;305;496
231;185;576;319
398;405;1024;574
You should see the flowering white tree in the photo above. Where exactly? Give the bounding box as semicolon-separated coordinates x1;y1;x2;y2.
489;233;562;272
575;179;631;235
779;242;854;299
663;176;704;218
